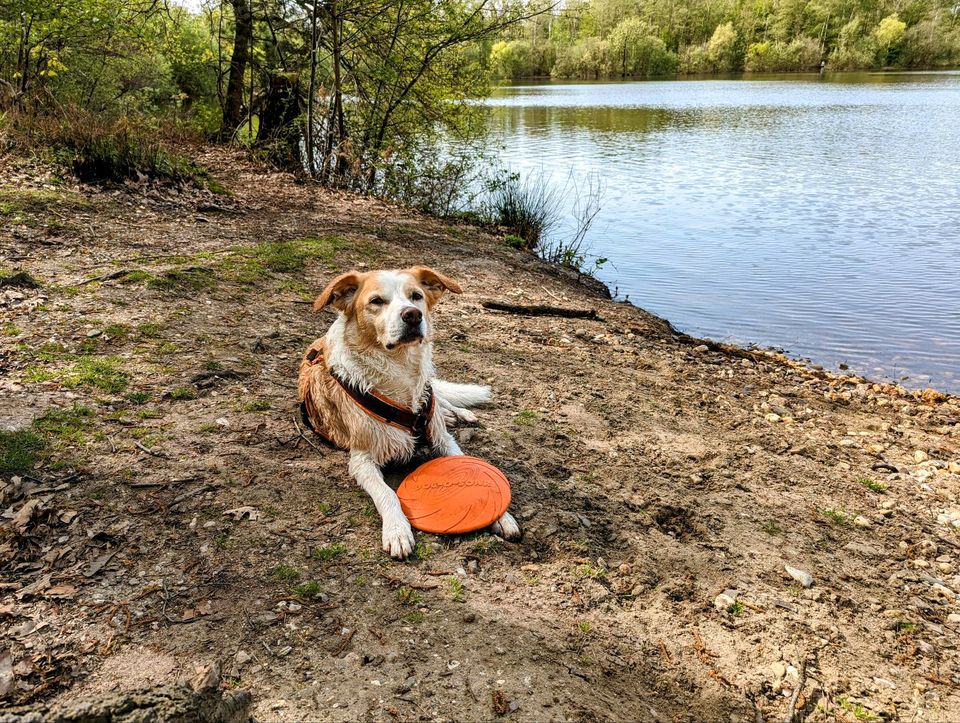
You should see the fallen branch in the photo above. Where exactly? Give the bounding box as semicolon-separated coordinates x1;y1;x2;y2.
481;300;600;320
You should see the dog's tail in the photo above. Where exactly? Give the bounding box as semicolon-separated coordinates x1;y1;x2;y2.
433;380;491;408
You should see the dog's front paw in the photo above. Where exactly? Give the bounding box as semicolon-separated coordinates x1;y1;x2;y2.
382;516;416;560
490;510;521;540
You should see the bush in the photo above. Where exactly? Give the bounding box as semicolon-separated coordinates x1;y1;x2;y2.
3;109;210;185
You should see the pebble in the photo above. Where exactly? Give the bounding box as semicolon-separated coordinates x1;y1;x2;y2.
947;613;960;624
784;565;813;588
714;589;738;611
853;515;872;527
693;345;709;353
463;613;476;623
914;450;929;463
235;650;251;665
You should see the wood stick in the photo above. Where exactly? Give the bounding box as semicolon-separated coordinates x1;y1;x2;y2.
480;300;600;319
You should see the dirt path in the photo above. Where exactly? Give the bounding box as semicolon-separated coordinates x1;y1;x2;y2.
2;149;959;722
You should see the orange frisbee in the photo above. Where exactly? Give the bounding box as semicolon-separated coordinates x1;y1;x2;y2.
397;456;511;534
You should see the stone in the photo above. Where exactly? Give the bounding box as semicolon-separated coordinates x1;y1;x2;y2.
784;565;813;588
235;650;251;666
853;515;872;527
714;589;738;611
914;450;929;463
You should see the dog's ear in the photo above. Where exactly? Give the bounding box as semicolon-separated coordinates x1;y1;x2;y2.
314;272;363;313
408;266;462;306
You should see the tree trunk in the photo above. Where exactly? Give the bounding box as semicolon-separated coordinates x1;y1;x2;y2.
220;0;253;141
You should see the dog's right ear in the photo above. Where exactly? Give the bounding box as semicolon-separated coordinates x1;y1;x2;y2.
313;272;363;313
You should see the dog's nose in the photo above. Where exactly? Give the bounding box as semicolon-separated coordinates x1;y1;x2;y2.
401;306;422;326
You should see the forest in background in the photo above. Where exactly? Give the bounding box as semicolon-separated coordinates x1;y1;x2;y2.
1;0;958;249
489;0;960;78
0;0;536;204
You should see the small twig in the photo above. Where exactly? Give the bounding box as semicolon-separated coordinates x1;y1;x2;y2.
783;657;808;723
170;484;216;508
293;415;326;454
134;440;167;458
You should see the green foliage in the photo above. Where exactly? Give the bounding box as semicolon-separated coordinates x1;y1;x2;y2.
490;0;960;77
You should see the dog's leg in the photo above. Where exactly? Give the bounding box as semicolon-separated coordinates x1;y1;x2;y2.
437;396;477;425
349;450;415;559
433;431;522;541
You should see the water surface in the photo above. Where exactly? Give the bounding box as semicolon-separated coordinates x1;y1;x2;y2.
487;73;960;393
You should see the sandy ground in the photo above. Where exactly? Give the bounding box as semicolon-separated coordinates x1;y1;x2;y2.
2;149;960;722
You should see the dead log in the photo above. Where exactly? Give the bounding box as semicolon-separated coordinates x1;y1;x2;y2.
480;300;600;320
0;666;251;723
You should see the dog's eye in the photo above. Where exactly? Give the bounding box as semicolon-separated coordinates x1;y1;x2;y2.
369;297;385;307
410;291;423;302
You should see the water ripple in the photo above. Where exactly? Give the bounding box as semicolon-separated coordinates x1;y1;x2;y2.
489;73;960;392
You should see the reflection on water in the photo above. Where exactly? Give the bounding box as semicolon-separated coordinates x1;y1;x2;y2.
488;72;960;393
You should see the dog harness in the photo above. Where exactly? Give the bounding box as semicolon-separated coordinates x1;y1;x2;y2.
300;346;435;449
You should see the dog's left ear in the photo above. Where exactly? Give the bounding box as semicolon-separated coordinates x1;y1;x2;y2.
408;266;462;306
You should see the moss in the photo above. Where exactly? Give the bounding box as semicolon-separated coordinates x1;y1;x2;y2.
0;430;44;475
291;581;321;599
243;399;271;412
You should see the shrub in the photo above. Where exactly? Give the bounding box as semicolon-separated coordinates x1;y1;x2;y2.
3;108;211;186
485;173;560;250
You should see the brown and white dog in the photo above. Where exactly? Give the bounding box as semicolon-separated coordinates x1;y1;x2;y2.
298;267;520;558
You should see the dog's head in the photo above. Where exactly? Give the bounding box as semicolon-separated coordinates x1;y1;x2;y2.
313;267;462;351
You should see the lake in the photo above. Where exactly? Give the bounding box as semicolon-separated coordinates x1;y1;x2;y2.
486;72;960;394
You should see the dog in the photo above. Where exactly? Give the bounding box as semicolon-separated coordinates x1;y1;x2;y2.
298;266;520;559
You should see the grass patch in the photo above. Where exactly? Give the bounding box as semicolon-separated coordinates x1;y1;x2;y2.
761;520;782;536
574;563;608;579
2;322;20;336
728;601;745;617
33;404;95;447
447;576;463;602
396;587;423;606
822;508;851;526
312;542;348;561
857;477;887;493
24;356;129;393
513;410;538;426
470;535;502;555
148;267;215;292
577;621;592;634
125;391;151;405
291;580;321;599
169;387;197;401
271;564;300;583
243;399;271;412
0;430;44;476
224;237;343;284
836;696;878;721
253;237;341;273
136;322;163;338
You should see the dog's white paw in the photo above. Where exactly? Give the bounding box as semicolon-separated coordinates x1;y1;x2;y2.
454;407;478;424
490;510;521;540
382;516;416;559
